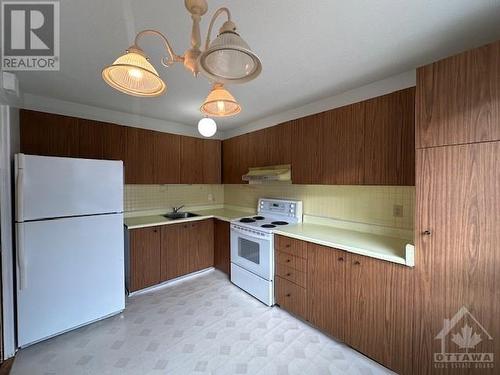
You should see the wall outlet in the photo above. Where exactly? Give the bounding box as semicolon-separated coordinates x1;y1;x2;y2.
208;193;214;202
393;204;404;217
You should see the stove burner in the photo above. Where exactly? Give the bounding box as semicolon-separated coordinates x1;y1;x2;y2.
253;216;265;220
271;221;289;226
240;218;256;223
261;224;276;228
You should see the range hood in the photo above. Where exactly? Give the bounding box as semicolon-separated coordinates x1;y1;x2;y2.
242;164;291;184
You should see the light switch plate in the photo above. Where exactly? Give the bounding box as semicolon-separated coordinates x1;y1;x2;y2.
393;204;404;217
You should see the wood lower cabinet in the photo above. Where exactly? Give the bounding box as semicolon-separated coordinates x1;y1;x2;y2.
191;220;214;271
306;243;347;341
275;276;307;318
214;219;230;276
347;254;414;375
161;223;187;281
129;226;161;292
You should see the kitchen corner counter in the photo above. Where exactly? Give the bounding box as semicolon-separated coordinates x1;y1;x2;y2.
124;208;252;230
274;223;415;267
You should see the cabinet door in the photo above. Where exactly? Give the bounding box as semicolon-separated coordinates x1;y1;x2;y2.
124;127;156;184
202;139;221;184
266;122;292;166
20;109;79;157
180;137;203;184
322;103;365;184
214;219;230;276
413;142;500;374
363;88;415;185
78;119;103;159
275;276;306;318
192;219;214;271
129;227;161;292
416;40;500;148
162;223;188;280
291;114;324;184
347;255;414;374
102;122;126;161
155;132;181;184
307;243;347;341
222;134;249;183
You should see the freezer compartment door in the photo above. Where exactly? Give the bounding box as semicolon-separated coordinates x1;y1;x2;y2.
16;214;125;347
16;153;123;221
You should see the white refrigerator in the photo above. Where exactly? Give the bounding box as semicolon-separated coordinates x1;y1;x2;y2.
15;153;125;348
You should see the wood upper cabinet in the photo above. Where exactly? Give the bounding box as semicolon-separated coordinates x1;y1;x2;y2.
154;132;180;184
129;226;161;292
124;127;156;184
307;243;347;341
101;122;126;161
363;87;415;185
20;109;79;157
291;114;325;184
322;103;365;184
413;142;500;374
181;136;221;184
214;219;230;275
246;122;292;168
222;133;249;184
78;119;103;159
347;255;414;375
416;40;500;148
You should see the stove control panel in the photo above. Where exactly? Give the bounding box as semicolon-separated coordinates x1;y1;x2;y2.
258;198;303;222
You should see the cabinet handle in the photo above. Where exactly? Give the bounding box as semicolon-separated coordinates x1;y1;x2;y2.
286;259;291;263
183;224;188;228
153;229;158;233
338;257;344;262
285;244;291;248
422;230;432;236
286;293;291;297
354;261;361;266
286;273;291;277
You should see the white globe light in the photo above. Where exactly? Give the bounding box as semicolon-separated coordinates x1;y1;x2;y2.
198;117;217;137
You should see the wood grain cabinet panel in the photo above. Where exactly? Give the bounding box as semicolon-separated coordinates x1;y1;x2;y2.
347;255;414;375
291;114;325;184
222;133;249;184
416;40;500;148
306;243;347;341
413;142;500;374
181;136;221;184
363;87;415;185
124;127;156;184
154;132;180;184
20;109;79;157
275;235;307;259
202;139;221;184
322;103;365;184
78;119;103;159
129;227;161;292
161;223;188;280
191;219;214;272
101;122;126;161
214;219;230;276
275;276;306;318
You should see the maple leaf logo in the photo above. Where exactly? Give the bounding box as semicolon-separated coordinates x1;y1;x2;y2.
451;324;482;349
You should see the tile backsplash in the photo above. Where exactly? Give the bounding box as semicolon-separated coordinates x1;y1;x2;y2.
224;184;415;230
124;185;224;212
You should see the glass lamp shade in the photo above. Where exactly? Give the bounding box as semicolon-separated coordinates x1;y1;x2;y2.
200;83;241;117
198;117;217;137
199;31;262;84
102;47;166;97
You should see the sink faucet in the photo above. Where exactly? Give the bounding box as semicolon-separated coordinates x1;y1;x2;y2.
172;205;184;213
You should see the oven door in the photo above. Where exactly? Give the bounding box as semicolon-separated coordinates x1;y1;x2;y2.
230;225;273;281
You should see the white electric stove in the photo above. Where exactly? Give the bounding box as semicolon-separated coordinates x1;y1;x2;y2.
230;198;303;305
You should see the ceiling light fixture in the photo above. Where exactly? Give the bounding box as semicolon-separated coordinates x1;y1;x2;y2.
102;0;261;118
201;83;241;117
198;117;217;137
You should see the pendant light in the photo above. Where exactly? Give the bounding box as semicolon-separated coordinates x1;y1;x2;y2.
200;83;241;117
102;46;166;97
198;117;217;137
101;1;260;117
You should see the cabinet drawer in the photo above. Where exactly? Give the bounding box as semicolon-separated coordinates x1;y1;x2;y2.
275;235;307;259
276;251;306;272
276;263;306;288
275;276;306;318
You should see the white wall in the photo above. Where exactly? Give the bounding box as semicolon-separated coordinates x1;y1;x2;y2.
0;105;20;358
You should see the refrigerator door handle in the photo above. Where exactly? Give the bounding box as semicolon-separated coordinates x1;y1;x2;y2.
16;224;28;290
16;165;24;223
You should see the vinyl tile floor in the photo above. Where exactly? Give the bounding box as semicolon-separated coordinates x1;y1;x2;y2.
11;269;393;375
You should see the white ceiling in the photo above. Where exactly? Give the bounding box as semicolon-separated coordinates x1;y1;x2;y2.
15;0;500;132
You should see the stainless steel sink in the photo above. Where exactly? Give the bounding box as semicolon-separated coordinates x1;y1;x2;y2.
163;212;199;220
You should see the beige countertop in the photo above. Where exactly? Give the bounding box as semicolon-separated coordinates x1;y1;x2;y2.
275;223;414;267
124;207;253;229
